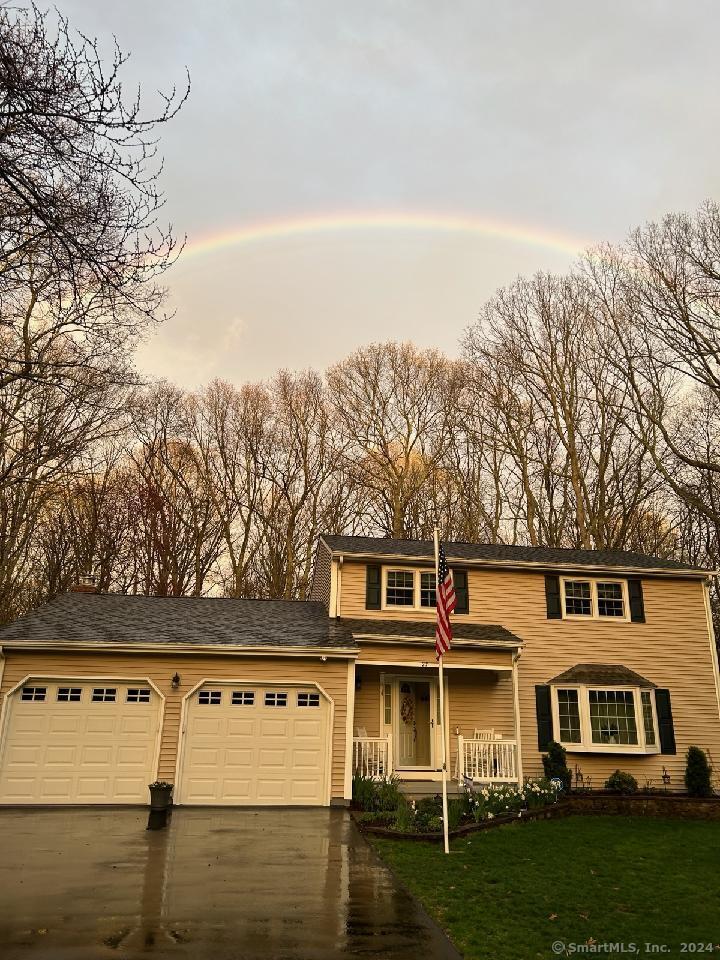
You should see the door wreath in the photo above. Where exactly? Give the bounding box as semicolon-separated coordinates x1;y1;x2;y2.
400;696;415;726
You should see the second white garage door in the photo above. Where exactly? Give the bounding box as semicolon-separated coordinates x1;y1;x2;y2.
177;683;331;806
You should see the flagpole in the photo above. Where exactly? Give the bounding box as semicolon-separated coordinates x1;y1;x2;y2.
433;525;450;855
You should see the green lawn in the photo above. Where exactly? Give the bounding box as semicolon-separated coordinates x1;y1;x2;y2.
370;816;720;960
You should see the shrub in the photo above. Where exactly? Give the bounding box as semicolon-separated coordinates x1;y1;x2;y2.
374;776;403;811
542;741;572;792
605;770;639;794
685;746;714;797
351;774;402;812
392;798;417;832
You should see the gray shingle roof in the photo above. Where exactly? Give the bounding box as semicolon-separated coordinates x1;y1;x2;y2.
340;618;521;645
321;535;706;574
547;663;656;688
0;594;357;650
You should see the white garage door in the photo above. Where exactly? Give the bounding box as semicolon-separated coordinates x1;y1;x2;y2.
0;680;161;804
178;683;331;806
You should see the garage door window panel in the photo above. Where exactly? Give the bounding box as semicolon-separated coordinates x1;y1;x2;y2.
21;687;47;702
297;692;320;707
231;691;255;705
91;688;116;702
57;687;82;702
126;688;151;703
198;690;222;705
264;692;288;707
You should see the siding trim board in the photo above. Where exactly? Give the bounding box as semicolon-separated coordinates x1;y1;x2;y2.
350;635;522;650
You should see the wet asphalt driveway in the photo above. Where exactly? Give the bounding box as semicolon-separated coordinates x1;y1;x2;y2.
0;807;461;959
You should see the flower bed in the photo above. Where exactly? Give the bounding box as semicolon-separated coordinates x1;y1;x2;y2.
352;774;561;838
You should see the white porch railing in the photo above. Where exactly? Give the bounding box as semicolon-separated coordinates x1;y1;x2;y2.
456;736;519;783
353;736;392;779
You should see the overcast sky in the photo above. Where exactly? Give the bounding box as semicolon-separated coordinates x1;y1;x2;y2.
63;1;720;387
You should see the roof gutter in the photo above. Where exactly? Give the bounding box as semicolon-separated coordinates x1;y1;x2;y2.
0;640;359;659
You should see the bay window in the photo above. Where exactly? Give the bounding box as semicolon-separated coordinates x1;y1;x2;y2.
551;685;659;753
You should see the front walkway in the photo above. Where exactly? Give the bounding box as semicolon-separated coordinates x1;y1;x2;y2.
0;807;461;959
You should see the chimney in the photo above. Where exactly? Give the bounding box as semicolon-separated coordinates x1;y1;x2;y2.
70;575;99;594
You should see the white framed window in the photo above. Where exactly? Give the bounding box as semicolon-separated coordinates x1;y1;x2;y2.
231;691;255;705
198;690;221;705
57;687;82;702
560;578;628;621
382;567;440;610
384;568;415;606
297;692;320;708
126;688;151;703
91;687;116;702
21;686;46;702
264;692;288;707
551;685;659;753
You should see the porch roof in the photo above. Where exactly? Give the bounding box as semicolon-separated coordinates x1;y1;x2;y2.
547;663;657;688
340;617;521;647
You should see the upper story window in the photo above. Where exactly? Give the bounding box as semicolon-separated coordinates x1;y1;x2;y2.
385;569;415;606
561;578;627;620
367;562;468;614
383;568;440;610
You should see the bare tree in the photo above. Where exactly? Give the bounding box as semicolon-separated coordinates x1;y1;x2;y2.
327;342;463;539
0;4;188;388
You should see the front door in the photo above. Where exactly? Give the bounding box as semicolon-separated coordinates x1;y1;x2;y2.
397;680;433;768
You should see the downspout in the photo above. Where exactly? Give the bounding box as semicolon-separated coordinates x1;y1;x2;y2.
336;555;343;618
511;650;524;783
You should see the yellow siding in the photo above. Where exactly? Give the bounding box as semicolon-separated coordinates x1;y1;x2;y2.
340;560;720;787
0;650;351;800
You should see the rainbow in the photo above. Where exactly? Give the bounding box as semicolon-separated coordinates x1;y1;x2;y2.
184;211;591;260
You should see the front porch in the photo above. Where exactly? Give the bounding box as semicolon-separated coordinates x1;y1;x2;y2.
351;660;522;787
352;733;520;786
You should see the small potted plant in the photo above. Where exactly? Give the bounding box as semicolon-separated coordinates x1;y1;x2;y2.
148;780;174;811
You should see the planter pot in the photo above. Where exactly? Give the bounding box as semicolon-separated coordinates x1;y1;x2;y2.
149;784;173;811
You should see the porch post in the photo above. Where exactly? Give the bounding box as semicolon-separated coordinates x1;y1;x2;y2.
344;660;356;800
511;652;524;783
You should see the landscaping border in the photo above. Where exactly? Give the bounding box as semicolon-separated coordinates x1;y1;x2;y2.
353;792;720;841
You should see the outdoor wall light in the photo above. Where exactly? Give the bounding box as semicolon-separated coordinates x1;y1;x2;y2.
171;672;181;690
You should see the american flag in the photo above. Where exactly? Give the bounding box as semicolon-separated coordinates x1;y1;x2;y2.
435;543;456;659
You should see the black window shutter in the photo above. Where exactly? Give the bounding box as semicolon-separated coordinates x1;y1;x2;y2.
627;578;645;623
535;685;553;750
454;569;469;614
545;575;562;619
655;688;676;754
365;564;381;610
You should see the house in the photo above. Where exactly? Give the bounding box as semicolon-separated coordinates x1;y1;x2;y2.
0;535;718;806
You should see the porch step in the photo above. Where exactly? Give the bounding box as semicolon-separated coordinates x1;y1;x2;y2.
398;780;463;800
